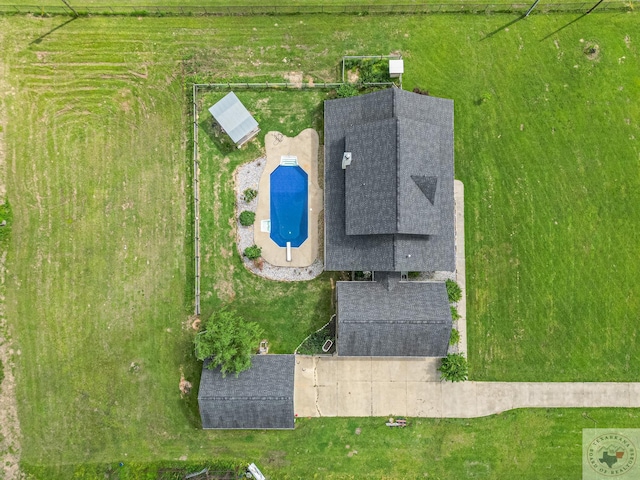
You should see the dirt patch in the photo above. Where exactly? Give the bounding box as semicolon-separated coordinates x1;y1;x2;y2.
624;35;631;49
179;369;192;396
307;76;314;87
347;70;359;83
584;43;600;61
284;71;303;88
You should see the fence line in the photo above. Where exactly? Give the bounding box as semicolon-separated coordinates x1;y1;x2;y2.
0;2;636;16
193;84;201;316
193;81;395;89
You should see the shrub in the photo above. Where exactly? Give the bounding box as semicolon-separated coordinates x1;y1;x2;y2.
446;279;462;303
438;353;468;382
239;210;255;227
243;245;261;260
408;271;421;279
481;92;492;103
449;329;460;346
450;305;461;320
337;83;359;98
243;188;258;202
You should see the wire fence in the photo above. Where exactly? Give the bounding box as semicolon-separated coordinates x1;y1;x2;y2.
192;84;201;316
0;1;636;16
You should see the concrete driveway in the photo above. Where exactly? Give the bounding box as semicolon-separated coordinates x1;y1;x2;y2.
294;355;640;418
294;356;441;417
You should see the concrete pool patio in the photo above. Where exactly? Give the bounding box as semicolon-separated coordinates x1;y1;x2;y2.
254;129;323;267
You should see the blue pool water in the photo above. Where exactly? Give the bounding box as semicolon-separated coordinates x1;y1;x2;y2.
270;166;308;247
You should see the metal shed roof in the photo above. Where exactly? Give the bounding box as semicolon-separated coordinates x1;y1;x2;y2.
208;92;259;145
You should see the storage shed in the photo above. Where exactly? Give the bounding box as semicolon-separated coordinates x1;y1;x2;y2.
208;92;260;147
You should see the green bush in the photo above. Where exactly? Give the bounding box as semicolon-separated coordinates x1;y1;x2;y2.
408;271;421;279
337;83;359;98
450;305;461;320
446;279;462;303
194;309;263;377
449;328;460;346
0;200;12;245
243;245;261;260
243;188;258;202
239;210;255;227
438;353;468;382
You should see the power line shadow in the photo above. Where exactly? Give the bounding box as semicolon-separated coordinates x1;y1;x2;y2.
481;15;527;41
539;12;590;41
30;17;77;45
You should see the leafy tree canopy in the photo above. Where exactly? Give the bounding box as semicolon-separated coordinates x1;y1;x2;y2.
194;310;263;377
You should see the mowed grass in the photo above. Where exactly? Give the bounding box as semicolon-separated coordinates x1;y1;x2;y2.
0;11;639;478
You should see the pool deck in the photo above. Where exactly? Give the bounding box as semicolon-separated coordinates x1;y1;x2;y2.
254;129;323;267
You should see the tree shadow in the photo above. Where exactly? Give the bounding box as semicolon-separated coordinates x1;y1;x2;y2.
30;17;77;45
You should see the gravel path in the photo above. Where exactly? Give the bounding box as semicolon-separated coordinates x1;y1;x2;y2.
235;158;323;282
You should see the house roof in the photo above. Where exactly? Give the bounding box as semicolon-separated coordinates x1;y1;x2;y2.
208;92;259;145
324;87;455;272
198;354;295;429
336;275;452;357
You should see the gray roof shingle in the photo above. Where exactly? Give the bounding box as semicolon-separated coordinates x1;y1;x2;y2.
324;87;455;272
198;354;295;429
337;277;452;357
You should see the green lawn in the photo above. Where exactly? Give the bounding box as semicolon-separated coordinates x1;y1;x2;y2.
0;11;639;479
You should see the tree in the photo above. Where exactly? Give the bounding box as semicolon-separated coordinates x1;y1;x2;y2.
194;310;263;377
438;353;468;382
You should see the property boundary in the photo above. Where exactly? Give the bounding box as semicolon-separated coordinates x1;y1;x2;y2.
191;80;395;315
192;84;201;316
0;1;637;16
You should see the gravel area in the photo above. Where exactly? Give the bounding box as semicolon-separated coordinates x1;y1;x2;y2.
235;158;324;282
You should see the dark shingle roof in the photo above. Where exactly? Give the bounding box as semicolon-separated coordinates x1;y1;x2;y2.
324;87;455;272
198;355;294;429
337;276;452;357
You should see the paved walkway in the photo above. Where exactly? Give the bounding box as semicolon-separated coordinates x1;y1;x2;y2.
294;356;640;418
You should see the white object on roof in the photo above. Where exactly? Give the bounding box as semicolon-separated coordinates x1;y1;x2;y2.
389;59;404;78
208;92;260;146
342;152;352;169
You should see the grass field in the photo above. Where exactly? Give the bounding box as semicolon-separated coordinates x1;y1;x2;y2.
0;10;639;479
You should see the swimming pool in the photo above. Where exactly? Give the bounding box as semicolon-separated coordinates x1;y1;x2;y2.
270;166;308;248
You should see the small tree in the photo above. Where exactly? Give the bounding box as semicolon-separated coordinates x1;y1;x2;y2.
438;353;468;382
239;210;255;227
243;245;261;260
446;279;462;303
194;310;263;377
